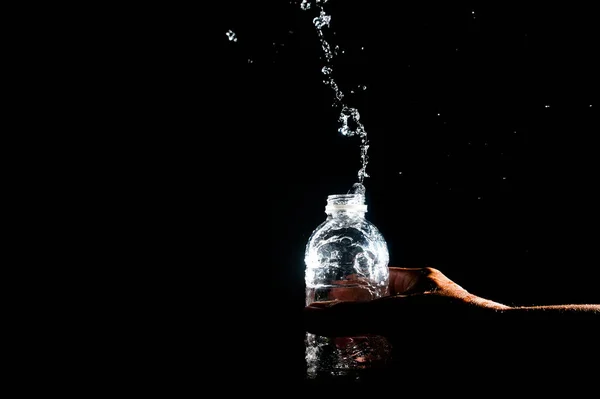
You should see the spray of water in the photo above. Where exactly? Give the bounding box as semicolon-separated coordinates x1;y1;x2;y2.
300;0;370;192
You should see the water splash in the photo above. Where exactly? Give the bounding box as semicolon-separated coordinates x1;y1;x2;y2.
313;11;331;29
300;1;370;186
226;30;237;42
349;182;366;196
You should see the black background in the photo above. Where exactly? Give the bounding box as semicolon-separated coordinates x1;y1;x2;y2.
14;1;598;393
205;0;597;388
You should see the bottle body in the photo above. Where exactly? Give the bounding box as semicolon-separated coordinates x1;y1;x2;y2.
304;194;391;379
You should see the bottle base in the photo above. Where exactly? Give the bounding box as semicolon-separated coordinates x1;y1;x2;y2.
305;333;392;381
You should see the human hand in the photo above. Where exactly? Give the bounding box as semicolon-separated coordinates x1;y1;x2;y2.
304;266;509;340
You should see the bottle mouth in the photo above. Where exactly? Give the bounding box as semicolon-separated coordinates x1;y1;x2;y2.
325;194;367;213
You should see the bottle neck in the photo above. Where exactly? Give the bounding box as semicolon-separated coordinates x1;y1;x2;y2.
326;210;366;219
325;193;367;218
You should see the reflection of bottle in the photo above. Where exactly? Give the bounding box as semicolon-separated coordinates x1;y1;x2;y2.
304;193;391;379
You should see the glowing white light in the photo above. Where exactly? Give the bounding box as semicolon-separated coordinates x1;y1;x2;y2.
226;30;237;42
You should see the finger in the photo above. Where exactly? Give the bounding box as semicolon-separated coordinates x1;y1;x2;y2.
388;267;428;295
329;275;382;301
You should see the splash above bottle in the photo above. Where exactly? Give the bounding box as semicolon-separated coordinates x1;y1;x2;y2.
300;0;371;187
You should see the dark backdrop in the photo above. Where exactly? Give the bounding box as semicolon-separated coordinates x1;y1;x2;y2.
206;0;598;387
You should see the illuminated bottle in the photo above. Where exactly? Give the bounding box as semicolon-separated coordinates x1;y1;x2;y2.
304;192;391;379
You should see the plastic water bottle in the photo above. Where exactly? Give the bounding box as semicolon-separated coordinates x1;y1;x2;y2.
304;192;391;379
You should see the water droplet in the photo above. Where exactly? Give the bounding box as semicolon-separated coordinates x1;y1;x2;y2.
361;46;364;50
313;12;331;29
338;107;363;137
437;113;441;116
545;104;550;108
478;196;482;200
399;172;403;175
362;85;367;90
502;177;507;180
226;30;237;42
248;59;253;63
